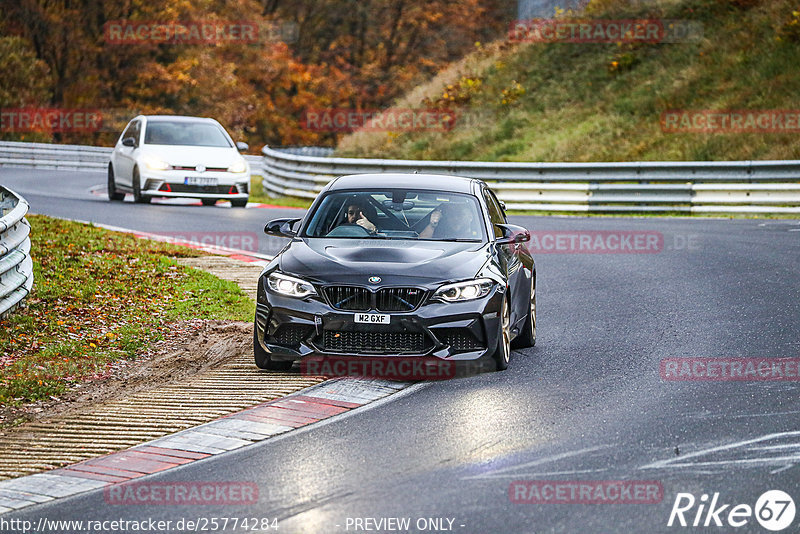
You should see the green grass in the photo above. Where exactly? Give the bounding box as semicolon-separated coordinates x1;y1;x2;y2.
336;0;800;163
0;215;254;408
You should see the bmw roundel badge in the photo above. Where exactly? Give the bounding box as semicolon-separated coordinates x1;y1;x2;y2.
368;276;381;284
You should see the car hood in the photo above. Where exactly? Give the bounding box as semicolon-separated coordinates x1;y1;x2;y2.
278;238;490;287
139;145;243;168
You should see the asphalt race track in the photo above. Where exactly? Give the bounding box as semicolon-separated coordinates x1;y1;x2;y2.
1;168;303;257
3;167;800;533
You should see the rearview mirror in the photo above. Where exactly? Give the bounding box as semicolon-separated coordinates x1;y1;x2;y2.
382;199;415;211
265;217;301;238
495;223;530;245
122;137;136;147
236;141;249;152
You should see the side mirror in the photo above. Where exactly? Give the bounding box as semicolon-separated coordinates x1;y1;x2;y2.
122;137;136;147
236;141;249;152
495;223;530;245
265;217;301;238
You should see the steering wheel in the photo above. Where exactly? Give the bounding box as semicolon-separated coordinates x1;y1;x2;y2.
326;224;371;237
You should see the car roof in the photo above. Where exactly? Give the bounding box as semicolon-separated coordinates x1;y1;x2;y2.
328;173;479;193
138;115;219;123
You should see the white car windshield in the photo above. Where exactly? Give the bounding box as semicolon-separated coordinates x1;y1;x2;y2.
303;189;486;241
144;120;232;147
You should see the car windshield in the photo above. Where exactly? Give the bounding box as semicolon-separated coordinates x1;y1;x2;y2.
303;190;486;241
144;120;232;147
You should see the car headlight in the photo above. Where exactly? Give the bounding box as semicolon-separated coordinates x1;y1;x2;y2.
433;278;494;302
228;158;248;173
142;155;170;171
267;272;317;298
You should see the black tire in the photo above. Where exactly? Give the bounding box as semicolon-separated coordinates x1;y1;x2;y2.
494;299;511;371
107;164;125;201
201;198;217;206
254;323;293;371
512;282;536;349
132;168;151;204
231;198;248;208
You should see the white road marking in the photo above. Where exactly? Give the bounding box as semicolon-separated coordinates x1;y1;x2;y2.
462;445;609;480
640;431;800;471
465;468;608;479
750;443;800;451
770;464;796;475
687;410;800;419
656;455;800;467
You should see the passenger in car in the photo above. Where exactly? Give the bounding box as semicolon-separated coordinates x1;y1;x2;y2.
419;203;479;240
418;206;443;239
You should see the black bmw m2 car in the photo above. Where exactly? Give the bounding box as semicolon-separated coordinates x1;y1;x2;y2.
254;173;535;374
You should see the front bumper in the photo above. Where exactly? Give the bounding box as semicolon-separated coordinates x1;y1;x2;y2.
255;277;505;369
139;169;250;199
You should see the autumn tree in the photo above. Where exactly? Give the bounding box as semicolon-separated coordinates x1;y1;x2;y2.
0;0;510;145
262;0;511;107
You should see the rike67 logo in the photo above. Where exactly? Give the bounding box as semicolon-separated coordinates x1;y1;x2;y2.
668;490;795;531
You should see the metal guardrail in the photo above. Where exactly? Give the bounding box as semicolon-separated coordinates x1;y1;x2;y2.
0;140;264;174
0;140;111;171
272;147;335;158
261;146;800;214
1;141;798;213
0;187;33;318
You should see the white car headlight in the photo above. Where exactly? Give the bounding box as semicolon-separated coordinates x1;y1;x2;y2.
433;278;494;302
228;158;248;173
142;155;170;171
267;272;317;298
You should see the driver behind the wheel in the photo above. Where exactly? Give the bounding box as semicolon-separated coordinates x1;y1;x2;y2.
345;202;377;234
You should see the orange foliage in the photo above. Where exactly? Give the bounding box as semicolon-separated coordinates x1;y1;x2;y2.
1;0;509;147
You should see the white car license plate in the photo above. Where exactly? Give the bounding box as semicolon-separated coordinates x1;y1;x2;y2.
354;313;390;324
185;176;218;186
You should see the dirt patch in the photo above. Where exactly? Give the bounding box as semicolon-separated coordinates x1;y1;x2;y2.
0;319;252;429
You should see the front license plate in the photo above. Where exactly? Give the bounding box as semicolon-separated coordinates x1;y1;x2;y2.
185;176;218;186
354;313;390;324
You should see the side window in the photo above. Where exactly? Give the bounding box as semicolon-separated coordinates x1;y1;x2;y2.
483;188;506;238
130;121;141;145
121;120;140;145
121;121;134;140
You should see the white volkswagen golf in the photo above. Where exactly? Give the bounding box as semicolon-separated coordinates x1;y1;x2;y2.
108;115;251;206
